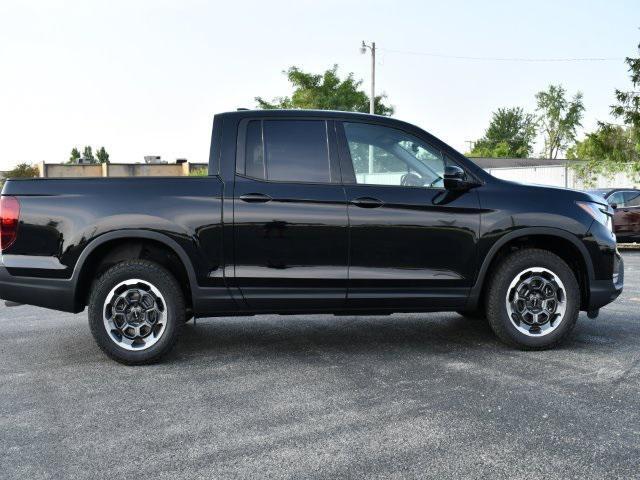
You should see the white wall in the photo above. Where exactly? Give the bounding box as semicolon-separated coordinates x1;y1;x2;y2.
486;165;638;190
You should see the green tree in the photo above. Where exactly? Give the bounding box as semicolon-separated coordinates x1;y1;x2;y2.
467;107;537;158
568;42;640;185
189;167;208;177
96;146;110;164
255;65;394;115
68;147;81;164
82;146;95;163
5;163;39;179
568;124;639;185
612;43;640;129
535;84;585;159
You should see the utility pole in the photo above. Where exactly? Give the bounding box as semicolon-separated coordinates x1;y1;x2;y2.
361;41;376;114
361;41;376;174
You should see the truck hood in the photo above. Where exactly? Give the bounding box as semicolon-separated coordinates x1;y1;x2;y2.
494;178;607;205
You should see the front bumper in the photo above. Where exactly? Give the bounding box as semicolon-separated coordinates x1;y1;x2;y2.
588;253;624;310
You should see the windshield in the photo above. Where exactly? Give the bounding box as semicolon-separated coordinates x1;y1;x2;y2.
586;190;606;199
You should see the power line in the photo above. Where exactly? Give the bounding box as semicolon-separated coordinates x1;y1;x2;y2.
378;47;624;63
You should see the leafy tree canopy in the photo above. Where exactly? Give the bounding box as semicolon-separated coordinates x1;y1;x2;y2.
5;163;39;179
568;124;640;184
67;146;109;164
69;147;81;164
612;44;640;128
569;42;640;185
256;65;394;116
467;107;537;158
82;146;95;163
536;84;584;159
96;146;110;164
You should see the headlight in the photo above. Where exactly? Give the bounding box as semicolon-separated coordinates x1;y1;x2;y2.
577;201;613;232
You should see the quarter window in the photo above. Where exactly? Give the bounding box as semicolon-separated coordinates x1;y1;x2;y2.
343;122;446;188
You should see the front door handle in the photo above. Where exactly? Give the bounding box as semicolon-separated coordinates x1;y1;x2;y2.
239;193;272;203
350;197;384;208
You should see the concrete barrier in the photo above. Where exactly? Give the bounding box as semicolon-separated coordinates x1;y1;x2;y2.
37;161;208;178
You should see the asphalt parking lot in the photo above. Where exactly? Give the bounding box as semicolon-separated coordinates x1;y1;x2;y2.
1;254;639;479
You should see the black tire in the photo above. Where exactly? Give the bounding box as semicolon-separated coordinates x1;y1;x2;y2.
88;260;185;365
486;248;579;350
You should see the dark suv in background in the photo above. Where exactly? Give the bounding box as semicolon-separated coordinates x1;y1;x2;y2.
588;188;640;243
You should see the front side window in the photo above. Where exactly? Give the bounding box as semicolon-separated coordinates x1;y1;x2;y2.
343;122;446;187
242;119;331;183
607;192;626;207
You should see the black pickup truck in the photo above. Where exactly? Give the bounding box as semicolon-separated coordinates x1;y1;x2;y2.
0;110;623;364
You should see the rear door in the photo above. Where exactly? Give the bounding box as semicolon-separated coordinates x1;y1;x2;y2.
337;120;481;310
232;118;348;310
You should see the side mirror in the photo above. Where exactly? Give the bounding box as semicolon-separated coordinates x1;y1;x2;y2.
444;165;473;190
611;203;618;209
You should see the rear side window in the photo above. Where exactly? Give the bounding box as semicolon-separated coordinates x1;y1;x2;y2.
245;120;265;179
242;120;331;183
624;191;640;207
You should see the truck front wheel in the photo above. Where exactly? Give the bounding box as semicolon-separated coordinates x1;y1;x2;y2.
88;260;185;365
486;248;580;350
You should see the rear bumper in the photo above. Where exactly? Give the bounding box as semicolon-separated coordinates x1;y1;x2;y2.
588;254;624;310
0;266;78;313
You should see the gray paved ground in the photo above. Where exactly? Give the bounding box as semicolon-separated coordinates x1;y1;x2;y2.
1;254;640;479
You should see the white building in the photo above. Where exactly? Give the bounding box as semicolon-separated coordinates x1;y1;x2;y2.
471;158;637;190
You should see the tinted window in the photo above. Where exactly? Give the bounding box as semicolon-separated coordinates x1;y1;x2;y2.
607;192;625;207
264;120;330;183
343;122;445;187
623;191;640;207
245;120;265;179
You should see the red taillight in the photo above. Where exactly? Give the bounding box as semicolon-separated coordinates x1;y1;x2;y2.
0;196;20;251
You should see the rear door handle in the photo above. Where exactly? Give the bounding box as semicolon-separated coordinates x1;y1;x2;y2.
239;193;272;203
350;197;384;208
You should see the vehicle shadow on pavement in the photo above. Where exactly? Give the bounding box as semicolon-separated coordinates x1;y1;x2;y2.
166;311;629;363
169;314;506;360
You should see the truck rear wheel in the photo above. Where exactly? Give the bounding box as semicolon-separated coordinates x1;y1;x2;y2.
486;248;579;350
88;260;185;365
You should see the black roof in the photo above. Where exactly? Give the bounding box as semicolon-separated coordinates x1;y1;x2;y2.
216;109;476;167
218;109;420;132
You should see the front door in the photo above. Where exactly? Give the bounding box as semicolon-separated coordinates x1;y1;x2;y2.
612;190;640;242
337;120;481;310
233;118;348;311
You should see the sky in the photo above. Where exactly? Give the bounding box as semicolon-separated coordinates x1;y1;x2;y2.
0;0;638;170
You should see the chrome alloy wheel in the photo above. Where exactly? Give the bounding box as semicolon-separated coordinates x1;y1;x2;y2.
103;279;167;351
505;267;567;337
